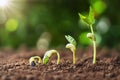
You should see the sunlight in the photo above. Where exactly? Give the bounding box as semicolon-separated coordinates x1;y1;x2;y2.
0;0;26;16
0;0;9;8
0;0;26;24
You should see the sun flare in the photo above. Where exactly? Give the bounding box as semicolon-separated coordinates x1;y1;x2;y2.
0;0;9;8
0;0;26;24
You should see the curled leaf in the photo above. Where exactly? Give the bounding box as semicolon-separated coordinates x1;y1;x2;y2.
65;35;77;46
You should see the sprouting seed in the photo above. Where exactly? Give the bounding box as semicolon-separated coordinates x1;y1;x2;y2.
65;35;77;64
29;56;42;66
43;50;60;64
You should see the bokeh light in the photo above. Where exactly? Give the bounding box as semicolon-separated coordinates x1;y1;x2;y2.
96;17;110;34
37;32;51;51
94;33;102;45
5;18;18;32
93;0;107;15
79;32;102;46
79;32;91;46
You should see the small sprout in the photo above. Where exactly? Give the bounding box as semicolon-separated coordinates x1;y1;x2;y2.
43;50;60;64
65;35;77;64
29;56;42;66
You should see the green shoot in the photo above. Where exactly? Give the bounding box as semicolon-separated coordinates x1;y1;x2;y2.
29;56;42;66
43;50;60;64
65;35;77;64
79;7;95;26
79;6;97;64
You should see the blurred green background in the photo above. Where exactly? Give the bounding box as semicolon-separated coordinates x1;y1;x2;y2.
0;0;120;49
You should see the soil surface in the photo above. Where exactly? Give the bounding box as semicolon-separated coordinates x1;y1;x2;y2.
0;47;120;80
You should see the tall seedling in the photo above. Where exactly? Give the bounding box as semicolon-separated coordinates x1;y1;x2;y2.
79;7;97;64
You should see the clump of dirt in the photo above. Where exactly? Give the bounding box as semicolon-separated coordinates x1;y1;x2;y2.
0;48;120;80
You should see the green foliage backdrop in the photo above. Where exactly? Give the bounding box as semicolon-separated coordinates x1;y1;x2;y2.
0;0;120;48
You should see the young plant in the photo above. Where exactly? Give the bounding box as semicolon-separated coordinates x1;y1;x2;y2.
43;50;60;64
65;35;77;64
29;56;42;66
79;6;97;64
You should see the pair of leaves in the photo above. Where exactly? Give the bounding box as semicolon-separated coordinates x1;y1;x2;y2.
79;7;95;26
65;35;77;46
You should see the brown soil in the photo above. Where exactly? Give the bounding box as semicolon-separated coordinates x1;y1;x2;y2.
0;47;120;80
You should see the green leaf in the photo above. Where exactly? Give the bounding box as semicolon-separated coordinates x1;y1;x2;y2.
43;56;49;64
88;7;95;25
65;35;77;46
78;6;95;26
78;13;89;25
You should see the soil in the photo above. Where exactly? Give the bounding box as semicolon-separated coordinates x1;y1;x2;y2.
0;47;120;80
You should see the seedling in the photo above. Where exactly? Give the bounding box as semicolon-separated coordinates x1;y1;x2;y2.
65;35;77;64
29;56;42;66
79;6;97;64
43;50;60;64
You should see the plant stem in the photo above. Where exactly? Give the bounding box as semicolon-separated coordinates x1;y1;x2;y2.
73;50;76;64
56;52;60;64
90;25;96;64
